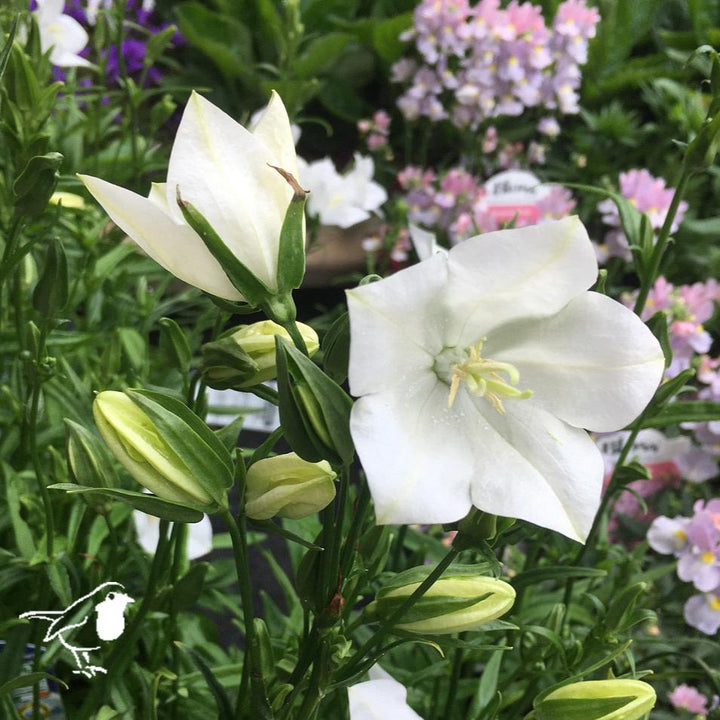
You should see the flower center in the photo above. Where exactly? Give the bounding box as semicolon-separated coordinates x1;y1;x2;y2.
434;339;533;413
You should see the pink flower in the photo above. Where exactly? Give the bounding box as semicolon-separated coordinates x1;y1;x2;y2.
597;169;688;262
668;684;708;715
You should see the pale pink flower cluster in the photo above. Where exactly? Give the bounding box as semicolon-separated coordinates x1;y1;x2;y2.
632;277;720;377
596;168;689;262
668;684;710;716
358;110;392;154
398;165;575;244
648;500;720;635
392;0;599;129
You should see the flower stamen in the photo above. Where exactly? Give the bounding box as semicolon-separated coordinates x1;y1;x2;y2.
447;339;533;412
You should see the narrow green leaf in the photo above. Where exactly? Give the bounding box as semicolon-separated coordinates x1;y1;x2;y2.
640;400;720;427
273;167;307;293
511;566;606;590
49;484;205;522
176;192;270;306
175;642;235;720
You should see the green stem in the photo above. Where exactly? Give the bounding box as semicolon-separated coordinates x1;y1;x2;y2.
80;520;173;715
222;508;271;719
633;168;690;316
441;647;464;718
562;422;644;613
338;546;460;683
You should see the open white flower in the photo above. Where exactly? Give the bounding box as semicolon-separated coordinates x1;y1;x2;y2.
348;666;422;720
80;91;299;301
299;153;387;229
33;0;90;67
346;217;664;542
133;510;213;560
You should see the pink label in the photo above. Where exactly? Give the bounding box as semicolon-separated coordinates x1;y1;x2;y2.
486;203;540;225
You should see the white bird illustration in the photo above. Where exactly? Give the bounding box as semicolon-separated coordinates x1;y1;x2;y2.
20;581;135;678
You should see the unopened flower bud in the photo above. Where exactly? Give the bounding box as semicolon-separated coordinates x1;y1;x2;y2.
375;566;515;634
93;390;230;509
202;319;319;390
244;452;336;520
535;679;656;720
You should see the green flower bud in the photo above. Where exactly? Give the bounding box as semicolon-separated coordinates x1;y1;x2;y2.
93;390;221;508
535;679;656;720
202;320;319;390
244;452;336;520
375;565;515;634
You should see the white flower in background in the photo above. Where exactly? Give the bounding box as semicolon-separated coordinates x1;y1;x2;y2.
347;217;664;542
33;0;90;67
348;666;423;720
299;153;387;229
408;223;447;261
133;511;213;560
80;91;299;301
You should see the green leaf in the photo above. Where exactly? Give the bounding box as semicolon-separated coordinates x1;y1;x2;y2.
176;193;271;307
3;464;36;561
159;317;192;374
536;696;633;720
0;672;68;696
373;13;413;64
511;566;607;590
172;563;208;611
117;326;146;372
46;560;72;607
470;648;504;719
321;312;350;384
295;33;354;78
49;484;205;523
274;169;307;293
175;642;235;720
645;312;671;369
174;3;254;82
640;400;720;428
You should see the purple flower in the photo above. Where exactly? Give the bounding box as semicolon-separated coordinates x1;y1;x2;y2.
647;515;690;555
684;592;720;634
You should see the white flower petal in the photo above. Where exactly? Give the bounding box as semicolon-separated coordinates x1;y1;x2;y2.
350;379;475;525
409;224;446;261
444;216;597;347
250;91;299;179
348;677;423;720
79;174;242;300
485;292;664;431
347;254;448;397
166;92;292;289
469;401;604;542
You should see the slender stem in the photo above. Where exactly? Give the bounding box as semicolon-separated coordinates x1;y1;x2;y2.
247;384;280;406
80;520;173;714
562;421;644;614
222;508;270;719
442;648;464;718
338;546;460;683
633;169;690;316
282;319;309;357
